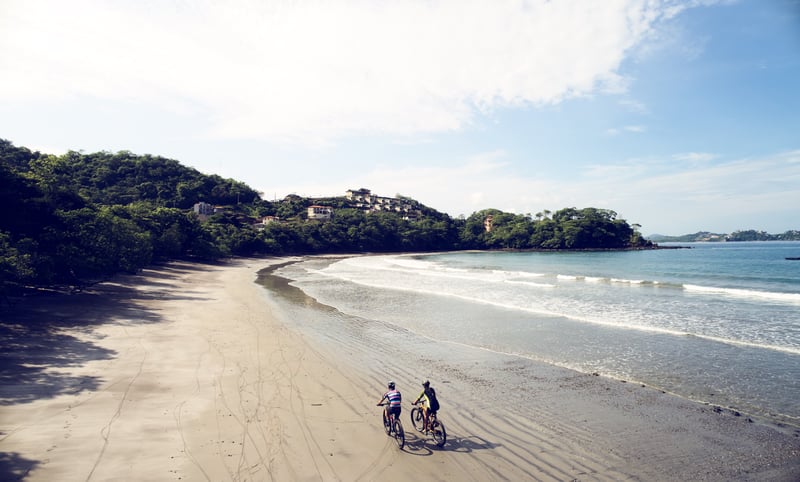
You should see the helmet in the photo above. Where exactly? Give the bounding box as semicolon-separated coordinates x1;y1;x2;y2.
422;380;430;388
388;381;395;389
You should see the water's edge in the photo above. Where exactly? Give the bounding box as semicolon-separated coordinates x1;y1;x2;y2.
255;256;800;433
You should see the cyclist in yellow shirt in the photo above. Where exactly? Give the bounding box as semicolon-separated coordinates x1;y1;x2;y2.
412;380;439;432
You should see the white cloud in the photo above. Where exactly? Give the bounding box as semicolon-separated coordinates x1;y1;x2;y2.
570;150;800;232
606;125;647;135
1;0;697;143
263;149;557;216
672;152;718;162
619;99;649;114
265;149;800;233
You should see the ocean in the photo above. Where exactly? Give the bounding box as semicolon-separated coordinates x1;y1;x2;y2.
259;242;800;428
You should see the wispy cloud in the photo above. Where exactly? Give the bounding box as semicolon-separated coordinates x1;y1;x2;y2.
606;125;647;136
268;150;800;232
673;152;718;162
0;0;703;144
619;99;649;114
572;150;800;232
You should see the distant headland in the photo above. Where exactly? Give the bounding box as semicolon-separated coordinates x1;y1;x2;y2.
648;230;800;243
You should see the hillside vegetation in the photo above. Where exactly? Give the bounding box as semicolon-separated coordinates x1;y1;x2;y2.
1;139;651;296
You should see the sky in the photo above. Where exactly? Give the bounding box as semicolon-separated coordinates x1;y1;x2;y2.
1;0;799;236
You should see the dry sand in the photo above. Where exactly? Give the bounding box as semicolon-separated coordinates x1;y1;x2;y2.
1;258;798;481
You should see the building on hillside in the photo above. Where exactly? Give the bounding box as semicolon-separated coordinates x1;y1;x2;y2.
254;215;281;230
193;201;226;222
345;188;421;218
308;205;333;220
484;215;494;232
346;188;372;203
193;202;215;216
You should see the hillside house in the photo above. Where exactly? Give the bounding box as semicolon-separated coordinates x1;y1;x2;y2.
308;205;333;220
193;202;215;216
193;201;226;222
346;188;372;203
254;215;280;230
345;188;419;217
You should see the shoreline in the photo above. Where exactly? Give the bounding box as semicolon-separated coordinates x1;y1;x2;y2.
258;253;800;430
262;256;800;478
1;257;798;481
268;253;800;432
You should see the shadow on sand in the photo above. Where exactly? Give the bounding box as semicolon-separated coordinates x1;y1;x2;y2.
0;261;211;406
0;261;222;480
0;451;38;481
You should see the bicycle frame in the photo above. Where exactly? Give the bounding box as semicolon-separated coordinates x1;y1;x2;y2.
410;404;446;448
379;403;405;449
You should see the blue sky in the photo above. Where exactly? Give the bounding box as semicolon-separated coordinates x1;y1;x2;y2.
1;0;798;235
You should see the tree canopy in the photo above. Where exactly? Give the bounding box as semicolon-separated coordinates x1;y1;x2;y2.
1;139;652;298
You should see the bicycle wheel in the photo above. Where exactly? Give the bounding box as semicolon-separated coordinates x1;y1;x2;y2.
432;420;446;448
393;419;405;449
410;407;424;432
382;411;391;435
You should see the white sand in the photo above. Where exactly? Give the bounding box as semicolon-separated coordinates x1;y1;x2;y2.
1;258;798;481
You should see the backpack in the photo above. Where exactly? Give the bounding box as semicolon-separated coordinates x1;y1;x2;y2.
427;387;440;412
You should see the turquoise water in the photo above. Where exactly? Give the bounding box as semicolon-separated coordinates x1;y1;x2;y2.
271;242;800;427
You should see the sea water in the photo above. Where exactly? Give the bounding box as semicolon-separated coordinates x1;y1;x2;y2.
267;242;800;427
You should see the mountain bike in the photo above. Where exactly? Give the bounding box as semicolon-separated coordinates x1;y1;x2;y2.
378;403;405;449
410;403;446;447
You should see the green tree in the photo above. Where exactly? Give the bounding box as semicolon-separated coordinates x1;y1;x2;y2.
52;207;153;282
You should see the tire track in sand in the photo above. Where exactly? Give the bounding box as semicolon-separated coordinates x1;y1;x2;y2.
86;342;147;481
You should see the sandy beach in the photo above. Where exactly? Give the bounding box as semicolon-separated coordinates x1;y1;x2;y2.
1;258;799;481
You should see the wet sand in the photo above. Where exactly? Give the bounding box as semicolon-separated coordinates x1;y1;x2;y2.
1;257;798;481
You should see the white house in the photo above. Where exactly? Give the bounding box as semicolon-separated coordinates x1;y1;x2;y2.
193;202;215;216
308;205;333;220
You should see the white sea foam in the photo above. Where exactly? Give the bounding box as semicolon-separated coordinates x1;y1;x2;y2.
389;257;437;270
503;279;556;289
494;269;547;278
314;253;800;355
611;278;646;284
314;265;799;356
684;284;800;304
275;248;800;429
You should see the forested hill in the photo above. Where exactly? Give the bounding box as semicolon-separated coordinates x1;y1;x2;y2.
1;139;651;295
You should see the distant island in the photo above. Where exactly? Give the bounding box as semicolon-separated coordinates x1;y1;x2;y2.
648;230;800;243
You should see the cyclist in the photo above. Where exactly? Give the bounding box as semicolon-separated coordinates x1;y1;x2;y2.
377;381;402;425
412;380;439;432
